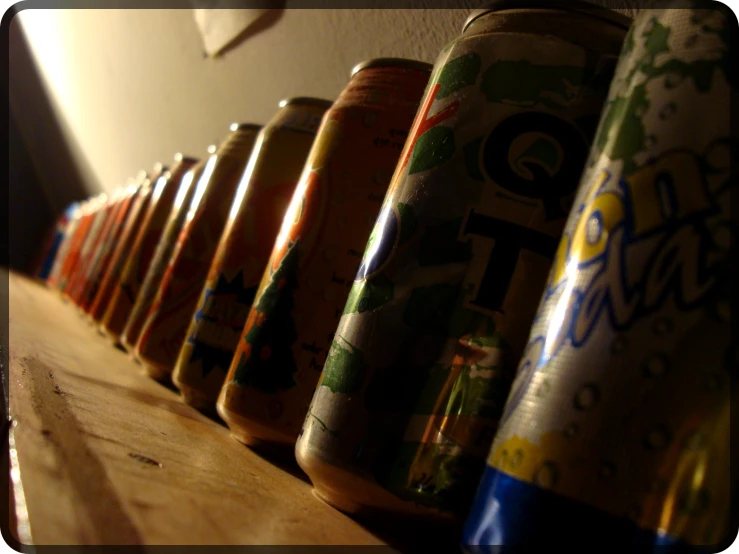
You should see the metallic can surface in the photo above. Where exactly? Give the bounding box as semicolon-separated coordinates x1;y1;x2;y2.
135;124;264;380
90;166;163;325
79;184;141;313
463;5;732;548
121;158;209;354
216;62;431;445
295;5;631;520
101;155;199;341
174;103;332;411
68;190;122;306
58;194;108;295
42;201;82;284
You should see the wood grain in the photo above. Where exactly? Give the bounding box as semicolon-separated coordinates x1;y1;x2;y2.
5;270;398;547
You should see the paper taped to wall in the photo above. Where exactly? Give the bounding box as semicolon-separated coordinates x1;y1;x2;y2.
193;8;269;57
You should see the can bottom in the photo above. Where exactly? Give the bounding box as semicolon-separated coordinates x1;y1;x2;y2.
120;336;135;353
178;385;217;413
142;361;171;382
217;402;296;455
296;445;456;523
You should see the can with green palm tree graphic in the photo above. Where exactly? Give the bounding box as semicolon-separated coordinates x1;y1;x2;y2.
296;2;631;521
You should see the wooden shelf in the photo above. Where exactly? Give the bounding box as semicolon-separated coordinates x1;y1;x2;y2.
4;270;454;547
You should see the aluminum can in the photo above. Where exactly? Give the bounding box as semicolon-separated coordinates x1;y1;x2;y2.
40;201;81;283
216;61;432;447
463;4;733;549
58;194;108;296
295;2;631;521
79;183;141;313
100;155;199;341
67;189;123;307
121;158;209;354
174;100;334;411
89;165;165;326
134;124;263;380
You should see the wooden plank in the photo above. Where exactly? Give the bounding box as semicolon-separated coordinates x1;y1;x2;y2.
5;270;397;546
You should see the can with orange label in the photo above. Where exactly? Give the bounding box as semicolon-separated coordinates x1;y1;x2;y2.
68;189;124;308
37;201;81;282
90;165;165;326
58;194;108;297
121;158;209;354
216;61;431;450
47;198;89;290
135;124;264;380
173;103;332;410
100;155;199;342
80;183;141;314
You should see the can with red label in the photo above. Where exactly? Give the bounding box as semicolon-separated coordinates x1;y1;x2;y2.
79;183;142;314
174;101;334;410
58;193;108;297
89;165;165;326
46;199;87;289
216;61;431;447
295;3;630;521
100;155;199;342
134;124;265;380
67;189;124;308
121;158;209;354
36;201;81;282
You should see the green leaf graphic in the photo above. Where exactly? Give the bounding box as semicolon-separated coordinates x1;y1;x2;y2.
437;53;482;99
408;126;455;175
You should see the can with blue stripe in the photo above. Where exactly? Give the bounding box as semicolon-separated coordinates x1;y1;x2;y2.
463;3;734;549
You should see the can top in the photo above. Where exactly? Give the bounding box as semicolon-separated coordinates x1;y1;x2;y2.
462;0;632;33
229;122;263;133
278;97;333;110
350;58;433;78
152;162;164;175
174;153;199;164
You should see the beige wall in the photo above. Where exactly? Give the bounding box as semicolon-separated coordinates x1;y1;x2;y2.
13;6;637;199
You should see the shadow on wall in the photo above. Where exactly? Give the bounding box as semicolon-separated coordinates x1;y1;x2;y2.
6;8;93;273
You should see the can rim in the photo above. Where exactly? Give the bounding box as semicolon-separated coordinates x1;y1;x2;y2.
462;1;633;33
174;153;200;163
278;97;333;110
350;58;434;78
229;122;263;133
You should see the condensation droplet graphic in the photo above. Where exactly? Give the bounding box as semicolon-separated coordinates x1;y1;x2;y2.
586;215;602;245
534;461;558;488
611;336;627;355
652;318;673;336
573;383;600;411
644;424;672;450
563;422;579;438
599;461;617;479
643;353;669;378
